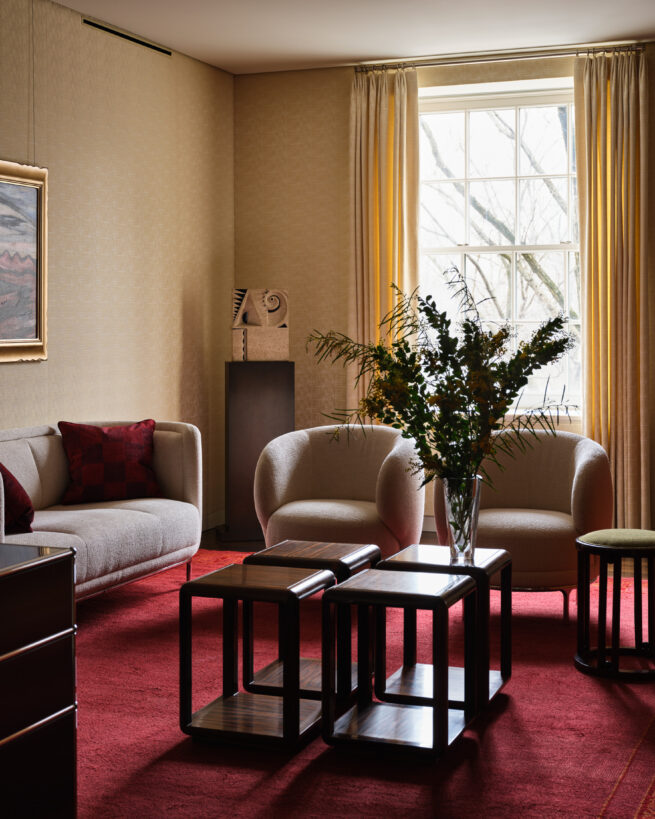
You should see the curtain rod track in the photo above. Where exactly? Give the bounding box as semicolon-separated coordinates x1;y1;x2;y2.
354;41;650;72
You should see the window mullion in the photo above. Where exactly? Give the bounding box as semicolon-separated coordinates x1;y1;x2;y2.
418;82;581;409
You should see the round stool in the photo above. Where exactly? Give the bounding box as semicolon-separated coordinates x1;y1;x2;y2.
575;529;655;680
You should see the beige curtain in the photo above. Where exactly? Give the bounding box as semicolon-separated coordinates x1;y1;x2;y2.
350;67;419;406
574;51;650;528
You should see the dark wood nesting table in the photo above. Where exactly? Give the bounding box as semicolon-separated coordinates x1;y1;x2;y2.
378;544;512;712
243;539;381;699
180;563;335;748
321;568;478;755
179;542;512;755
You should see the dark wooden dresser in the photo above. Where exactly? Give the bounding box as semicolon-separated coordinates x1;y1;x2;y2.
0;543;76;817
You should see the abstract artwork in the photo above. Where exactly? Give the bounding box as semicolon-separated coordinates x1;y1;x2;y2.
0;160;47;362
232;288;289;360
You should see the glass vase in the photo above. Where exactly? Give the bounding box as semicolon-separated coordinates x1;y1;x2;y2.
441;474;482;564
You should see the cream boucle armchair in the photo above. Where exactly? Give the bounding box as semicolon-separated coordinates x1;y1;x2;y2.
435;429;613;615
254;424;425;557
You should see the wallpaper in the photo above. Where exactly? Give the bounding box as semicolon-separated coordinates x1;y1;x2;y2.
234;68;354;431
0;0;234;527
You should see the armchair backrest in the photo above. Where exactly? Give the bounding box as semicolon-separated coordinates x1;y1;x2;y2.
288;424;403;502
479;429;590;513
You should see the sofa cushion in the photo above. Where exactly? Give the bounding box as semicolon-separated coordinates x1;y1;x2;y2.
266;498;400;557
59;420;161;504
0;462;34;534
32;499;199;585
477;507;577;588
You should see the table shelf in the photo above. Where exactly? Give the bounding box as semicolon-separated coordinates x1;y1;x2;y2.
382;662;505;705
187;692;322;742
248;656;359;697
331;702;467;753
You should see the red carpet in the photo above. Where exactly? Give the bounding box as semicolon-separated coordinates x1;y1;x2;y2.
76;549;655;818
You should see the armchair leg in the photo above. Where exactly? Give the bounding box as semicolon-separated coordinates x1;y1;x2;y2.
186;561;191;582
561;588;571;621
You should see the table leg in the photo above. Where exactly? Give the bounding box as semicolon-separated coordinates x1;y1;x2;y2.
500;562;512;681
281;599;300;743
336;603;352;701
374;606;387;701
179;589;192;728
463;588;477;720
357;603;372;706
242;600;254;687
322;598;337;743
433;606;448;754
222;598;238;697
403;607;417;666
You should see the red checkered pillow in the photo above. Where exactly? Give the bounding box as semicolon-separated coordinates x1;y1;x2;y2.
0;462;34;534
58;420;162;504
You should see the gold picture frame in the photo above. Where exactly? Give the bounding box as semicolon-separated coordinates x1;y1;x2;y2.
0;159;47;362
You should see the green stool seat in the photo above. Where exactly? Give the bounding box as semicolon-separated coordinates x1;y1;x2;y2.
579;529;655;548
575;529;655;680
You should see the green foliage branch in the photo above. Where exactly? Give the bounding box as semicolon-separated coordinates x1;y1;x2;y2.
307;267;576;488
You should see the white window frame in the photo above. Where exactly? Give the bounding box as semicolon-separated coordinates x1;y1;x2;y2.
418;80;581;423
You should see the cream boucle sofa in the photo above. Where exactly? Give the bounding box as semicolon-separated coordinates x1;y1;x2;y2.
0;421;202;599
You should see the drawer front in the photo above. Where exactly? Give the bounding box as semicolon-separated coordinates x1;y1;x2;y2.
0;555;74;655
0;633;76;739
0;708;76;818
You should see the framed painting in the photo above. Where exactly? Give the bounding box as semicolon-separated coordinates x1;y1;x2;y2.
0;160;47;362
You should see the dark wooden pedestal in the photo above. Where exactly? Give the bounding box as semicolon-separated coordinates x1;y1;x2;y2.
0;543;77;817
222;361;294;542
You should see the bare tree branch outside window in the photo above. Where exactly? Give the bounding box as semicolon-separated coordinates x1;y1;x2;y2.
419;92;581;408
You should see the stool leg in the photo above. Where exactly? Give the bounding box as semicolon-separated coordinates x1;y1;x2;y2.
281;599;300;743
634;557;643;648
179;589;192;729
598;559;608;668
611;557;622;672
223;599;238;697
577;549;590;659
433;606;448;754
648;557;655;658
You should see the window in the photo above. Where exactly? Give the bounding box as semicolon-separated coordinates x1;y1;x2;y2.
419;79;580;409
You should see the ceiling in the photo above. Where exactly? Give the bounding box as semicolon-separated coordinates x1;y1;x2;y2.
57;0;655;75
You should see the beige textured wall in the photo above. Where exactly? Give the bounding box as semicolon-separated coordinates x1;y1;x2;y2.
0;0;234;527
234;68;354;430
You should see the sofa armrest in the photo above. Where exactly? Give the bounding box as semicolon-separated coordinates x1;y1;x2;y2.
376;435;425;547
571;437;613;535
151;422;202;519
254;430;311;535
